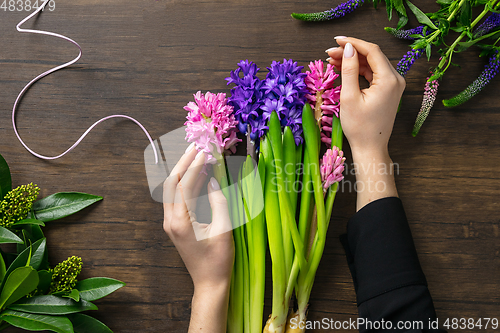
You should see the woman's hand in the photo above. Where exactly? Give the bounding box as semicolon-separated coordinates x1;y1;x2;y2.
163;143;234;332
327;38;404;210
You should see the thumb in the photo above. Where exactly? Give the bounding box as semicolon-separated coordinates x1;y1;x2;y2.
207;177;232;237
340;42;361;102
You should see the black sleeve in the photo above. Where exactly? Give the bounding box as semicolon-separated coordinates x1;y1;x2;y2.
340;197;447;332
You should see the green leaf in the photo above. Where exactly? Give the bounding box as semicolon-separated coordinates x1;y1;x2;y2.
392;0;407;16
29;238;47;271
0;310;74;333
0;254;6;283
436;0;453;4
0;226;23;245
406;0;438;29
8;295;97;315
12;219;45;227
426;43;432;60
63;290;80;302
0;266;39;309
75;278;125;302
33;193;103;222
68;313;112;333
0;154;12;201
37;270;53;295
2;238;45;291
397;14;409;29
385;0;393;21
459;0;471;27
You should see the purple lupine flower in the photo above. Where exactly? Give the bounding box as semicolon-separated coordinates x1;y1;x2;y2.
226;60;265;137
397;48;424;77
262;59;307;145
291;0;364;22
385;26;431;40
412;76;439;136
443;50;500;107
474;13;500;38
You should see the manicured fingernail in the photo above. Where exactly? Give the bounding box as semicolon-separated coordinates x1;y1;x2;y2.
334;36;347;39
344;43;354;58
185;142;195;154
195;150;205;160
326;57;333;62
210;177;220;190
325;47;337;53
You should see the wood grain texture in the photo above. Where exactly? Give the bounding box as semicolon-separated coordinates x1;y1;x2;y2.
0;0;499;332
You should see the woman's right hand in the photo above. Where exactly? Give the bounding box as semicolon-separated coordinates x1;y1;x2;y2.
327;37;406;158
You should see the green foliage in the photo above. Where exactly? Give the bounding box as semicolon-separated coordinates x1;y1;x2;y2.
33;193;103;222
0;154;11;202
74;278;125;302
0;310;74;333
49;257;82;294
0;183;40;228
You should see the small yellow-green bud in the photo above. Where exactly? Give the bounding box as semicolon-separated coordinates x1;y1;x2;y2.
49;256;83;294
0;183;40;228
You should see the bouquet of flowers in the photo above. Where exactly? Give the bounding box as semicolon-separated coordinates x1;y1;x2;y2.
0;154;124;333
183;58;345;333
292;0;500;136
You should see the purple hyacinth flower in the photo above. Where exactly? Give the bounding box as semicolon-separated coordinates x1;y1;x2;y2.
397;48;424;77
443;50;500;107
385;25;431;40
474;13;500;38
291;0;364;22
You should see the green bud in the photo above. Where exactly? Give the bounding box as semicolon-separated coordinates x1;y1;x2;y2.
0;183;40;228
49;256;83;294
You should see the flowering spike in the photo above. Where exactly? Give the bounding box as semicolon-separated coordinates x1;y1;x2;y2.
0;183;40;228
49;256;82;294
442;51;500;108
384;26;430;40
320;147;345;191
412;77;439;137
397;48;424;77
184;91;241;165
262;59;307;145
305;60;341;146
291;0;364;21
473;13;500;38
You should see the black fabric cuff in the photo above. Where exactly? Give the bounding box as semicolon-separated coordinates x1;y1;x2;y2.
341;197;428;306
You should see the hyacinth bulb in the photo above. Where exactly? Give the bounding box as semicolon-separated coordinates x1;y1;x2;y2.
413;76;439;137
184;91;240;165
442;51;500;108
291;0;364;22
305;60;341;145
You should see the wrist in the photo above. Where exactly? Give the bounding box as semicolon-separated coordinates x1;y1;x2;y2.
193;280;230;300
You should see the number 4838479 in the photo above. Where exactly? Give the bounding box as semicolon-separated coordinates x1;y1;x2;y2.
1;0;55;11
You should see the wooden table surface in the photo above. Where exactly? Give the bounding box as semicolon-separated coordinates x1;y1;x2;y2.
1;0;499;332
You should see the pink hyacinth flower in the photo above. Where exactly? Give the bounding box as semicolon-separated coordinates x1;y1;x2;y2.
320;147;345;190
184;91;241;167
305;60;341;146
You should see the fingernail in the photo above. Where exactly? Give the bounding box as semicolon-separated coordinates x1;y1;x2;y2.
185;142;195;154
334;36;347;39
210;177;220;190
326;57;333;62
195;150;205;160
325;47;338;53
344;43;354;58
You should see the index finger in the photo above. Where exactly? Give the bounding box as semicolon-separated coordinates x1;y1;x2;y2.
335;37;398;78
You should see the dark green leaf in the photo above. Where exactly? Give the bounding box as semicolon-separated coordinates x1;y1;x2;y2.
450;25;464;32
12;219;45;227
0;266;39;309
63;290;80;303
29;238;47;271
8;295;97;315
436;0;453;4
406;0;438;29
459;0;471;27
2;238;45;291
0;227;23;245
438;18;450;36
0;254;6;283
75;278;125;302
33;193;103;222
385;0;393;20
0;310;73;333
397;14;409;29
392;0;407;16
37;270;53;295
426;43;432;60
0;154;11;201
68;313;112;333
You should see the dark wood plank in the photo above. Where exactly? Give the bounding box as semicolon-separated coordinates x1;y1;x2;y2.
1;0;499;332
